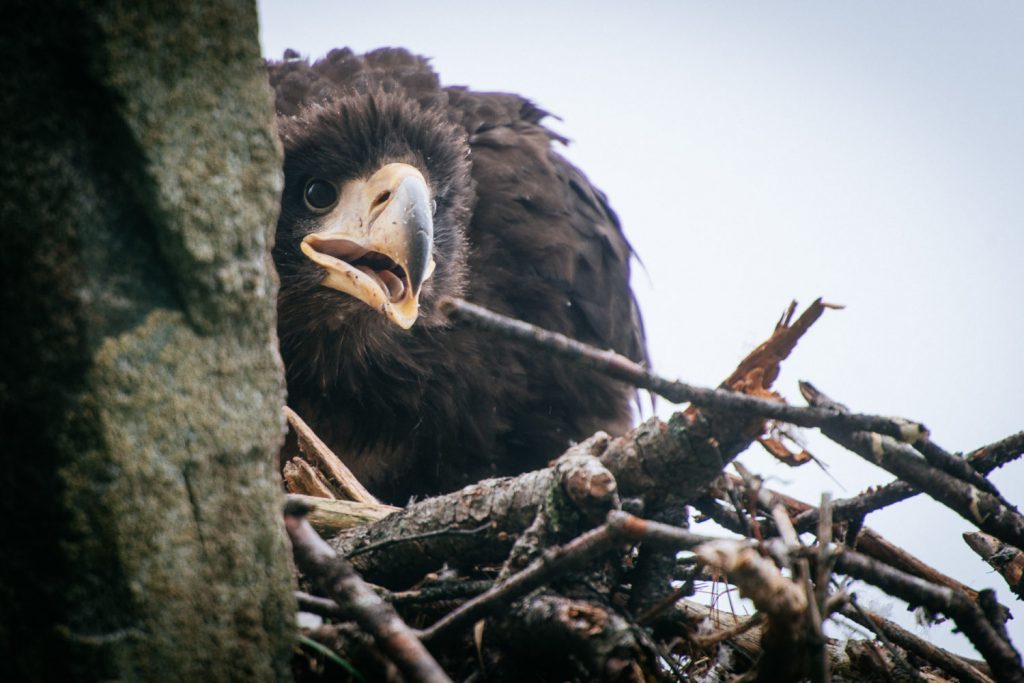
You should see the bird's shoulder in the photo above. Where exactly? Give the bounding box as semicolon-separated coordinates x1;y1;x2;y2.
445;88;648;366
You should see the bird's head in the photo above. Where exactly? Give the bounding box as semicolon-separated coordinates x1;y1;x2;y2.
298;161;435;329
273;93;473;371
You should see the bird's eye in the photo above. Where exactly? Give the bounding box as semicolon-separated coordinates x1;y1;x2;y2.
304;179;338;210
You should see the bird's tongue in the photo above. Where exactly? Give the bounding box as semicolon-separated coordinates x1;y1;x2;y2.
310;237;408;303
358;266;406;302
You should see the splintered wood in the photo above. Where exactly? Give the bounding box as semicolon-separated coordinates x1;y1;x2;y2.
283;406;380;505
687;298;842;465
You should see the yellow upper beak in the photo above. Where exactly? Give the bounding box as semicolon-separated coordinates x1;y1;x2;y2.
300;163;435;329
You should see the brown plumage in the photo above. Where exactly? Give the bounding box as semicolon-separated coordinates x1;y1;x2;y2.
268;47;646;503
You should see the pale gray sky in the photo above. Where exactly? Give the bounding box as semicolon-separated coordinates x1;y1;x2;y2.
258;1;1024;656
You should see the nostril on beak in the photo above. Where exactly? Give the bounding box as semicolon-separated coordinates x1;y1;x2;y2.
370;190;391;211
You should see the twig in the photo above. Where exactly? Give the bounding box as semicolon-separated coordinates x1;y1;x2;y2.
687;612;767;649
839;599;993;683
840;596;925;683
808;493;833;683
968;430;1024;474
724;476;755;538
296;590;352;621
835;547;1023;683
801;382;1024;550
636;581;695;626
440;297;927;442
795;430;1024;532
418;519;622;644
346;522;493;559
793;480;916;531
739;465;800;549
815;494;833;613
296;580;497;622
632;624;688;681
284;499;452;683
420;512;721;644
718;477;981;601
915;439;1007;503
388;580;494;607
673;599;764;665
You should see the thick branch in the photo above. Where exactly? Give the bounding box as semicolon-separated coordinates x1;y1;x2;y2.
329;418;731;586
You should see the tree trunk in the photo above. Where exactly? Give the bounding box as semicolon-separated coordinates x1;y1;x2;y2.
0;1;294;680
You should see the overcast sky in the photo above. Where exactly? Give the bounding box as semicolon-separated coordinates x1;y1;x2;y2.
257;1;1024;656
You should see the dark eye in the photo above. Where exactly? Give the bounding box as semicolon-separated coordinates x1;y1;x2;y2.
304;179;338;210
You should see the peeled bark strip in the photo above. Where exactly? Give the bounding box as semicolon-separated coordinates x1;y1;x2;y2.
0;1;294;679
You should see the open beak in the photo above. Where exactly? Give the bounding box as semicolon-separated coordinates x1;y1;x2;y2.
300;163;435;329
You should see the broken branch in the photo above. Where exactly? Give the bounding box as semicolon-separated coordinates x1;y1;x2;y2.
284;499;452;683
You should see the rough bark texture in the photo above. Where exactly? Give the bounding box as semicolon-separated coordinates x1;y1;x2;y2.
0;1;295;680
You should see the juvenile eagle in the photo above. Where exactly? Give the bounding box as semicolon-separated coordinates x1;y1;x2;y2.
268;48;646;503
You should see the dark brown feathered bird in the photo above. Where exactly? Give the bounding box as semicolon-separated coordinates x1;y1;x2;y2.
268;47;646;503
